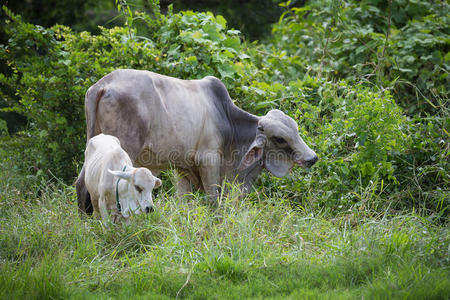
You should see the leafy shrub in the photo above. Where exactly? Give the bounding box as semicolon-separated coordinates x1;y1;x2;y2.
392;106;449;213
0;119;7;136
270;0;449;113
328;84;409;181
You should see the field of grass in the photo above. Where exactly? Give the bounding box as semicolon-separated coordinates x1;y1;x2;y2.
0;164;448;300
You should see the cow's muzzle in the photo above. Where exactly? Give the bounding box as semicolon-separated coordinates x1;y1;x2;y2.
294;155;318;168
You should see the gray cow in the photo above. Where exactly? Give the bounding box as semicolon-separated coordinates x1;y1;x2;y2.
76;69;317;213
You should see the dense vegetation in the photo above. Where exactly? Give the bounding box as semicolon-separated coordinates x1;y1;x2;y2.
0;0;448;298
2;0;288;40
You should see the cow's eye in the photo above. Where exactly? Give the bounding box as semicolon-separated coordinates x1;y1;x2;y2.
273;137;287;145
135;185;143;193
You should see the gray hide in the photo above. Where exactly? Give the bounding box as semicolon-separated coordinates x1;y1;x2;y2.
76;69;317;212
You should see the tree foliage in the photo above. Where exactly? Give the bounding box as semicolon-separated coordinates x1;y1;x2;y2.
270;0;449;113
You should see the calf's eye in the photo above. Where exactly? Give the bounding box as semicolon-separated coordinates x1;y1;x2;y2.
135;185;143;193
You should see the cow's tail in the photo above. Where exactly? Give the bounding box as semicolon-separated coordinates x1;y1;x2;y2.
75;166;93;215
77;86;104;215
85;86;105;141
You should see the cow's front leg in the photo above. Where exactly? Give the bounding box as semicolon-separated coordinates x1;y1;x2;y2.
175;169;193;198
199;153;221;205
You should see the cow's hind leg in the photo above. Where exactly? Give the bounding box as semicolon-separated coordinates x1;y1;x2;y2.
75;167;93;215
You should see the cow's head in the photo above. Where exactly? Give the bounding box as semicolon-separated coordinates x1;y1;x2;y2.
239;109;318;177
108;168;162;218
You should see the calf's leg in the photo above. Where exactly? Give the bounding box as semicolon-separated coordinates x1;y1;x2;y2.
98;195;110;224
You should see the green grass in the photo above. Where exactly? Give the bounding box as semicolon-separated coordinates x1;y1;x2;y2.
0;167;449;299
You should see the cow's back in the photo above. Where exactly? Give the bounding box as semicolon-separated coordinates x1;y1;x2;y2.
90;69;224;170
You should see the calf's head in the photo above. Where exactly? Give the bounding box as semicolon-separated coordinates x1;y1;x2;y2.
108;168;162;218
240;109;318;177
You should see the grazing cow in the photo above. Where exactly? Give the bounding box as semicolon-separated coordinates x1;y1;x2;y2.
76;69;317;213
83;133;161;222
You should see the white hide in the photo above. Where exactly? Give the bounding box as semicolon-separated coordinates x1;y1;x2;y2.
84;134;161;222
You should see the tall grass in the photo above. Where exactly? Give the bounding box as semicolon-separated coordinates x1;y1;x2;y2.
0;165;448;299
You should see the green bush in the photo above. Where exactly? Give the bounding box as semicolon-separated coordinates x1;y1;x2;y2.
270;0;449;113
0;119;7;136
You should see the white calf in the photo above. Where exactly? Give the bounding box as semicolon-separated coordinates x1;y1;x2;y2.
84;134;161;223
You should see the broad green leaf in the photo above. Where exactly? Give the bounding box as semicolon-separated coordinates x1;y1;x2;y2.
216;15;227;29
218;64;235;79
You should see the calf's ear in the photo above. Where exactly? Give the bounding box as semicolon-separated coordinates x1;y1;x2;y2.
154;176;162;189
238;135;266;171
108;169;133;180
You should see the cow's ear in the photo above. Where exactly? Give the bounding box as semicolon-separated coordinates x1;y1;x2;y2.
108;169;133;180
238;136;266;170
154;176;162;189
